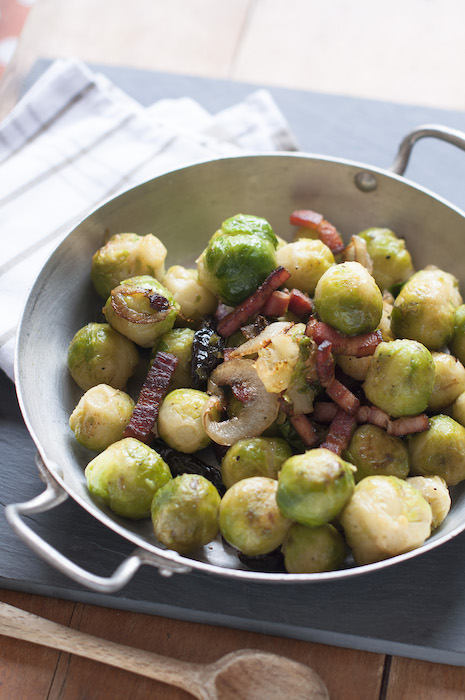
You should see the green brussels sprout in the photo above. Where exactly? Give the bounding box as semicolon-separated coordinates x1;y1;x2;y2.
275;239;335;295
253;323;318;415
91;232;167;299
406;476;451;530
221;437;293;489
85;437;171;519
157;388;212;453
408;414;465;485
362;339;435;418
340;475;432;565
356;228;414;291
336;354;371;381
103;275;180;348
427;352;465;411
151;473;221;554
196;214;278;306
162;265;217;321
391;267;460;350
279;332;319;415
276;448;356;527
67;322;139;391
452;391;465;427
151;327;195;390
313;261;383;336
69;384;134;452
282;522;346;574
449;304;465;365
219;476;292;557
343;424;409;482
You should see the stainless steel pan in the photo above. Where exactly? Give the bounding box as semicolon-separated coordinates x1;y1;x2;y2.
7;124;465;592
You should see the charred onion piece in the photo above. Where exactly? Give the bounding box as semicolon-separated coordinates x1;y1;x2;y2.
321;408;357;455
111;286;169;323
290;414;319;448
308;321;382;357
202;358;279;446
290;209;345;254
217;266;291;338
191;321;225;391
124;351;178;444
240;315;269;340
148;292;169;311
152;438;225;495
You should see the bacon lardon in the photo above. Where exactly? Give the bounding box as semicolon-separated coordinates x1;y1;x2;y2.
124;351;178;444
217;266;291;338
321;408;357;455
290;414;319;448
290;209;345;254
316;340;361;415
308;321;382;357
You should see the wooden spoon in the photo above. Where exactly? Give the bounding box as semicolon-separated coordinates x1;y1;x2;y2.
0;601;329;699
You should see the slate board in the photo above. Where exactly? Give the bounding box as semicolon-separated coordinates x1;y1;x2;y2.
3;64;465;666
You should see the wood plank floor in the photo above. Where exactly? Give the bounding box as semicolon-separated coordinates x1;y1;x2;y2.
1;0;465;115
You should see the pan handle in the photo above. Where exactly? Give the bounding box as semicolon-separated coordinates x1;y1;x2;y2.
4;452;191;593
390;123;465;175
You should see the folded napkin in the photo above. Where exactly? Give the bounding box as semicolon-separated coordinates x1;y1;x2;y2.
0;58;299;382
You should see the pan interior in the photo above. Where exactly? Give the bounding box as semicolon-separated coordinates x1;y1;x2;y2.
15;153;465;581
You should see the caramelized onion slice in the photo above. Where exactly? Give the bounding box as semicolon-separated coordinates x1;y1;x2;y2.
228;321;294;359
202;358;280;446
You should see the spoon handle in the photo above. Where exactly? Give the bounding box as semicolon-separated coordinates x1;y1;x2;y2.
0;601;207;698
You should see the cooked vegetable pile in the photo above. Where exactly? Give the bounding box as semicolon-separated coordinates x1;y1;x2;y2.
66;211;465;573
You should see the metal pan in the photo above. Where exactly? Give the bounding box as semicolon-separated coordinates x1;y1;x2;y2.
7;124;465;592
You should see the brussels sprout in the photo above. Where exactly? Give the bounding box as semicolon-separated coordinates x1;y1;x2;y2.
362;339;435;418
219;476;291;556
282;522;346;574
254;323;318;414
340;475;432;565
276;448;356;527
336;355;372;381
221;437;293;489
280;333;319;415
313;261;383;336
85;437;171;519
69;384;135;451
379;291;396;342
452;391;465;427
343;424;409;482
91;232;167;299
449;304;465;365
151;473;221;554
157;388;212;453
275;239;335;295
196;214;278;306
356;228;414;291
391;268;460;350
103;275;180;348
406;475;451;529
408;414;465;485
67;322;139;391
151;327;195;390
162;265;217;321
427;352;465;411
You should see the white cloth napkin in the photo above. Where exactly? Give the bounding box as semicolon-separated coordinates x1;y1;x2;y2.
0;58;299;382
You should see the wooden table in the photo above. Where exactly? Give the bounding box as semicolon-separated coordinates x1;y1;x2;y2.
2;2;465;697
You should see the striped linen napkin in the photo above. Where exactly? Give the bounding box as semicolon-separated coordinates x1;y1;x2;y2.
0;58;299;382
